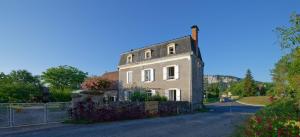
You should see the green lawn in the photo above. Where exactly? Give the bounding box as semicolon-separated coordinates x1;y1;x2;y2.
238;96;271;106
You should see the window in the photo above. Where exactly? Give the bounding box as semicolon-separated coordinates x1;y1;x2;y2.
168;67;175;79
109;96;116;102
126;71;133;84
163;65;179;80
146;89;156;97
127;54;133;63
144;49;151;59
144;69;151;82
165;89;181;101
141;69;154;82
167;43;176;55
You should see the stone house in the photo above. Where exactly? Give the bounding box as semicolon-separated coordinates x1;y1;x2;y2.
118;25;204;107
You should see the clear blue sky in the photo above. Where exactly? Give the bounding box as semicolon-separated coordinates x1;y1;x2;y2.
0;0;299;82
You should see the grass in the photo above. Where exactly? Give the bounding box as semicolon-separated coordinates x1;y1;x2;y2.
238;96;271;106
204;97;219;104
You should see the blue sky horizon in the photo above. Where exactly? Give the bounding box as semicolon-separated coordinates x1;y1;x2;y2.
0;0;299;82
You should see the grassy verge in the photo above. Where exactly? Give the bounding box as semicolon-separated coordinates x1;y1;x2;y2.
204;97;219;104
238;96;271;106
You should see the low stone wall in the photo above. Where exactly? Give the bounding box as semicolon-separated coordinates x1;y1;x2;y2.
69;100;191;122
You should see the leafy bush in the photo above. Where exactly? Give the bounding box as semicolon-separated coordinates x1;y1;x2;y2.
236;98;300;137
49;88;72;102
129;92;167;102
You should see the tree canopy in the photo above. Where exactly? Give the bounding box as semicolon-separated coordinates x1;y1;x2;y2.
41;65;88;90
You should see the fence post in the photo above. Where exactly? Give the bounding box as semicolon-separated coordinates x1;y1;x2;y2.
44;103;48;123
8;103;13;127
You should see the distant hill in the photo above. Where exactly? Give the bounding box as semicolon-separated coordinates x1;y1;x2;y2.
204;75;242;84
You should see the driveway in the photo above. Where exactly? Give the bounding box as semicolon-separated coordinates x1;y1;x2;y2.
0;102;261;137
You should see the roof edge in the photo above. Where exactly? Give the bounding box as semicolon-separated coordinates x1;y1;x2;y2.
120;35;192;55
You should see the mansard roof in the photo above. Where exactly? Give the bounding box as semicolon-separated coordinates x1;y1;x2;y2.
118;35;202;66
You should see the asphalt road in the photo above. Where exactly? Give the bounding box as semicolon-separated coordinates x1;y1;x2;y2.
0;102;261;137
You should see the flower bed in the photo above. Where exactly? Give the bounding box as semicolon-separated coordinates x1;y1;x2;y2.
235;98;300;137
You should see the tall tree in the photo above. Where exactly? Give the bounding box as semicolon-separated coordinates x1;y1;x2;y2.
271;54;290;96
243;69;255;96
273;13;300;98
276;13;300;49
41;65;88;90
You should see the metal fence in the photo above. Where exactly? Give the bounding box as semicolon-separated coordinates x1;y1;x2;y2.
0;102;71;128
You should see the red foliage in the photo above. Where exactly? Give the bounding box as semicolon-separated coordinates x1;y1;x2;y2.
81;76;117;90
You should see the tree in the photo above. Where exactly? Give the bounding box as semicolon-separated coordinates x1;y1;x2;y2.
276;13;300;49
271;54;290;96
0;70;42;103
41;65;87;90
273;13;300;98
243;69;256;96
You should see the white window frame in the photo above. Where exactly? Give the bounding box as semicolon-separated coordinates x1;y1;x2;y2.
126;71;133;84
141;68;154;82
144;49;152;59
163;65;179;80
167;43;176;55
146;89;156;97
165;88;181;101
127;54;133;63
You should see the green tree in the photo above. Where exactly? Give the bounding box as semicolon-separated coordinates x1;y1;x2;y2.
0;70;42;103
227;81;244;96
243;69;256;96
41;65;87;90
273;13;300;98
276;13;300;49
271;54;290;96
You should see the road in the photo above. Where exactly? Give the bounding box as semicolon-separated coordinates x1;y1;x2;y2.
0;102;261;137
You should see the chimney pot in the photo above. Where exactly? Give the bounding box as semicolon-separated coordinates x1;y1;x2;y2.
191;25;199;56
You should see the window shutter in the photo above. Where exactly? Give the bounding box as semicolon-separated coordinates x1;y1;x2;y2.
151;89;156;96
126;72;129;84
141;70;145;82
150;69;154;82
176;89;181;101
163;67;167;80
175;65;179;80
164;90;169;100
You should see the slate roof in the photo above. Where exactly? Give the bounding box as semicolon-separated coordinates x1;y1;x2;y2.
119;35;202;66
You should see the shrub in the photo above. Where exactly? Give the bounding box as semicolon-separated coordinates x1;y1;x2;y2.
81;77;116;90
129;91;167;102
236;98;300;137
49;88;72;102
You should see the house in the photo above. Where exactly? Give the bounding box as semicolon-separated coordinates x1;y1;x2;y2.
118;25;204;108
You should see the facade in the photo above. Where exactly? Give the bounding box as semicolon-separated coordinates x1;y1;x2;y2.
118;26;204;107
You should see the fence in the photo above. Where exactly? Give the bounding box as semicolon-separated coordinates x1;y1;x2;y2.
0;102;71;128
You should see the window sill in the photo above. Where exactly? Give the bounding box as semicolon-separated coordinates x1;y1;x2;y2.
143;81;153;83
165;79;177;81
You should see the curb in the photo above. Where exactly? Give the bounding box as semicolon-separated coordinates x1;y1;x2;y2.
236;101;266;107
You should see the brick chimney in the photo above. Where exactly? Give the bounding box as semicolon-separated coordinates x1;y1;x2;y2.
191;25;199;56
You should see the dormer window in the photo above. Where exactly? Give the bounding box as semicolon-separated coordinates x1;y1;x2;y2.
127;54;133;63
167;43;176;55
144;49;151;59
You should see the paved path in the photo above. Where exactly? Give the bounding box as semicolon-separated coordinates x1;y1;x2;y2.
0;102;261;137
